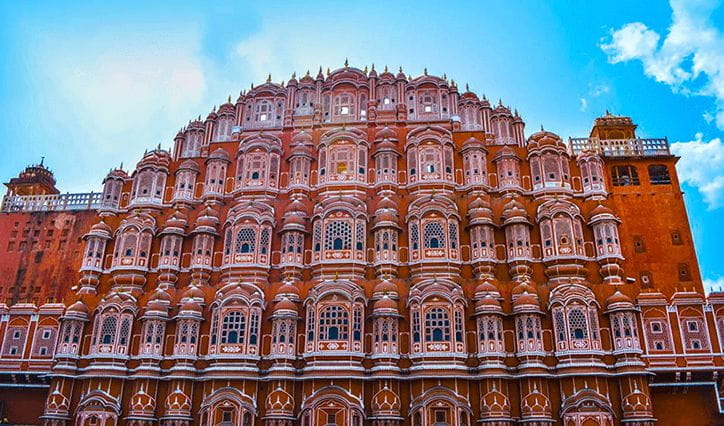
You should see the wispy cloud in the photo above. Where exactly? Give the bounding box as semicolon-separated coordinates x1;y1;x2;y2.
671;133;724;209
600;0;724;129
703;276;724;294
579;84;610;112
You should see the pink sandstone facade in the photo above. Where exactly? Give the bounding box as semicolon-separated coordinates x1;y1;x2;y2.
0;64;720;425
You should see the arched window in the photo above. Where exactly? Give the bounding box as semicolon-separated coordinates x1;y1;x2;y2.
515;314;543;354
611;165;640;186
90;309;134;356
210;298;262;357
319;305;349;341
333;93;355;119
648;164;671;185
425;307;450;342
477;315;504;354
551;300;602;353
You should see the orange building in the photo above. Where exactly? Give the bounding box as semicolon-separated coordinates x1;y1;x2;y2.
0;65;721;425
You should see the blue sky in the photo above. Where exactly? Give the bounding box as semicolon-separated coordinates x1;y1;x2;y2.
0;0;722;290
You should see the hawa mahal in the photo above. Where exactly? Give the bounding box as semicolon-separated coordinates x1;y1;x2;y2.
0;64;720;425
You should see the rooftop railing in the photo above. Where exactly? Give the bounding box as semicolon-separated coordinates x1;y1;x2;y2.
1;192;101;212
568;137;670;157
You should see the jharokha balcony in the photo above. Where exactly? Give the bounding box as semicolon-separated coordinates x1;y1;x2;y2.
568;136;670;157
0;191;101;212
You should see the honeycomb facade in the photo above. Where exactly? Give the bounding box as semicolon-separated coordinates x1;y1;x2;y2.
0;64;721;425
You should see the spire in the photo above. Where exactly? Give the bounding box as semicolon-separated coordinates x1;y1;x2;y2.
344;58;349;67
40;156;45;166
384;65;388;73
291;71;296;79
363;65;368;73
266;73;272;83
465;83;469;92
371;63;375;71
424;67;428;75
227;95;231;103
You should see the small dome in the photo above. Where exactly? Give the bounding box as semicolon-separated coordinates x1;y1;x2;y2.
512;280;536;295
178;159;200;173
375;126;398;142
606;290;635;312
276;281;301;301
513;292;540;311
274;298;298;314
163;210;188;231
292;131;313;144
373;295;398;313
591;204;615;217
150;289;172;303
90;220;112;234
474;280;499;297
475;296;502;314
373;279;398;298
462;136;484;150
502;198;529;222
194;206;220;229
207;148;230;162
145;300;167;315
182;285;205;301
66;300;89;315
179;300;203;314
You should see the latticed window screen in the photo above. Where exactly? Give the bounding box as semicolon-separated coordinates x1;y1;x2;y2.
355;222;365;251
410;222;420;250
324;220;352;250
423;221;446;249
235;227;256;254
249;311;260;345
221;311;246;344
313;221;322;252
554;310;566;342
119;317;131;346
259;228;270;255
100;316;117;345
425;307;451;342
568;308;589;340
318;305;349;341
412;310;421;343
454;309;464;342
449;221;458;250
353;306;362;340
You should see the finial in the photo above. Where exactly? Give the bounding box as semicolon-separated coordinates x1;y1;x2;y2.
384;65;388;73
266;74;272;83
541;124;544;131
227;95;231;103
465;83;469;92
424;67;428;75
371;63;375;71
40;156;45;166
344;58;349;67
399;66;403;73
250;82;254;89
363;65;368;73
119;162;123;169
305;69;310;77
498;98;503;106
443;73;447;80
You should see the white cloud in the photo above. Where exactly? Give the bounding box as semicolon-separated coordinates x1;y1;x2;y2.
600;0;724;129
671;133;724;209
579;97;588;112
703;276;724;294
